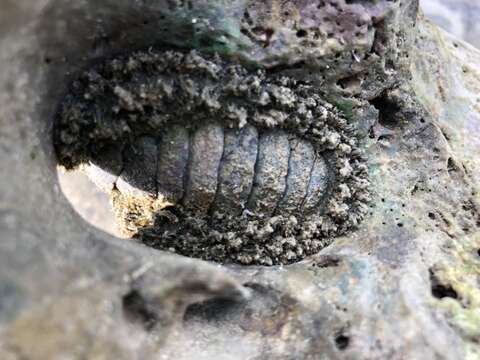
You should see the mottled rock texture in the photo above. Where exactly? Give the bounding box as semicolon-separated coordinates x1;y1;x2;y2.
57;0;479;242
0;0;479;359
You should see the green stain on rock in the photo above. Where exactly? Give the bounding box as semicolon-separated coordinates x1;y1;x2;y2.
137;1;251;56
331;98;356;123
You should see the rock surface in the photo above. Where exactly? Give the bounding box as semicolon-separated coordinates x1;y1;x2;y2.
0;1;479;359
59;0;480;242
422;0;480;48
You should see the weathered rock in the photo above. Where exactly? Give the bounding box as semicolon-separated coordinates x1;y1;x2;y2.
0;1;479;359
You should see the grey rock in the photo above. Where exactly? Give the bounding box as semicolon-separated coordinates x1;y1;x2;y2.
0;0;479;359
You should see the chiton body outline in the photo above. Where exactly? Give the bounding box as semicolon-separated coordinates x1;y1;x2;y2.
55;50;370;265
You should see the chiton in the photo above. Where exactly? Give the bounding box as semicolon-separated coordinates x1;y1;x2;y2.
55;50;370;265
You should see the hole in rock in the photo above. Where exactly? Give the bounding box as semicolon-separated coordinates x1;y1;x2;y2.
377;134;394;143
185;282;297;336
122;290;159;331
335;333;350;350
184;297;241;323
370;92;402;128
296;29;308;38
447;157;460;174
430;270;458;300
311;255;341;268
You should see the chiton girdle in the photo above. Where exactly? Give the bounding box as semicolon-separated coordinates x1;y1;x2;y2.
55;50;370;266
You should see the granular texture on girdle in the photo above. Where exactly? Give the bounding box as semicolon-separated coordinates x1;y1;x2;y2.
55;50;370;265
